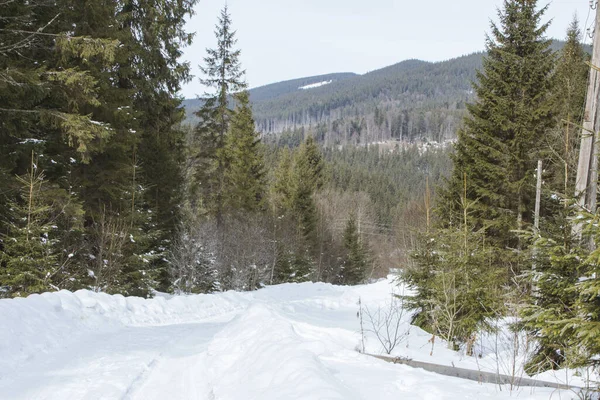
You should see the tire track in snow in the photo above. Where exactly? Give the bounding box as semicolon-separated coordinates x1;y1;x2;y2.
121;356;163;400
123;317;239;400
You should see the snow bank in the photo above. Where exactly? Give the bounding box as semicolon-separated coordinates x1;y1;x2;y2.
205;304;357;399
0;280;389;375
0;289;251;372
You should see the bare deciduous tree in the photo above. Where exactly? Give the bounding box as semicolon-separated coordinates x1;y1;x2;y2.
361;292;409;355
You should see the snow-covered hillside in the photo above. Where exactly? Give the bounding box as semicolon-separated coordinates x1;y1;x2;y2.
0;279;588;399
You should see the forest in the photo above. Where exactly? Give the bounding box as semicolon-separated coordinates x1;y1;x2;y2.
184;41;586;146
1;0;600;380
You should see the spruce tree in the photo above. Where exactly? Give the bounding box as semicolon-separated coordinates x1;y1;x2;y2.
62;0;197;296
269;139;324;283
223;91;266;213
340;213;369;285
551;211;600;370
520;20;589;373
271;148;295;212
440;0;555;248
521;233;585;372
0;154;59;297
406;226;503;351
292;136;324;246
0;0;197;296
0;0;125;293
406;176;503;351
194;6;247;223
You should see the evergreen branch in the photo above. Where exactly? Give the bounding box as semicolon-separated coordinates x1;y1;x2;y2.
0;13;60;54
0;108;43;114
0;28;64;37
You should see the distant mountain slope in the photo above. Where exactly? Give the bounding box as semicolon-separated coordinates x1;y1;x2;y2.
183;40;585;144
252;53;482;143
182;72;356;123
249;72;357;102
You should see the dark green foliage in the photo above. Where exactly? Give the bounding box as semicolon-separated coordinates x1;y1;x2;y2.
292;136;324;245
223;91;266;212
407;0;560;355
533;210;600;370
0;0;197;297
440;0;555;250
323;144;452;228
270;136;324;242
519;19;589;374
405;225;503;350
569;212;600;368
545;18;589;199
0;157;59;297
268;137;326;282
273;244;313;284
521;231;585;373
193;5;247;222
339;214;369;285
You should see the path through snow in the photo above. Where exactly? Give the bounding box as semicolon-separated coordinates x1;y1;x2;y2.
0;279;578;399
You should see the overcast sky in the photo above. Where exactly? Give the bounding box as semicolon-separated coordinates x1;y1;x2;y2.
181;0;592;98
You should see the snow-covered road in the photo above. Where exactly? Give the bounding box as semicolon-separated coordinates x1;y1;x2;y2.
0;279;577;399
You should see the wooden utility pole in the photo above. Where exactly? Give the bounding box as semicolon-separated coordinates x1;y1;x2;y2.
534;160;542;233
425;175;431;232
574;2;600;240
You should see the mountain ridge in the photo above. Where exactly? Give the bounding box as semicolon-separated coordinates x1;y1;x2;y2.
182;40;586;144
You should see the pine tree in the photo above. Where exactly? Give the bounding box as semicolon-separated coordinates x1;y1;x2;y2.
122;0;198;292
194;6;247;223
406;226;503;351
272;244;312;284
223;91;266;213
439;0;555;250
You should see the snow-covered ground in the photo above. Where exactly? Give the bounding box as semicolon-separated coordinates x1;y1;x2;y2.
0;278;591;399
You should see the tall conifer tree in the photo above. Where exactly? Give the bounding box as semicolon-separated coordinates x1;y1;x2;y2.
194;6;247;223
293;136;324;246
223;91;266;213
0;0;197;296
440;0;555;252
340;213;369;285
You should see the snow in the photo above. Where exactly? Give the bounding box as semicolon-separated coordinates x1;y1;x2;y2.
0;278;589;399
299;80;332;90
18;138;45;145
